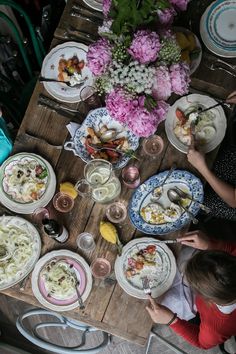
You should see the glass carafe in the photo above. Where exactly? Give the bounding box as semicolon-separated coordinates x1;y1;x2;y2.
75;159;121;204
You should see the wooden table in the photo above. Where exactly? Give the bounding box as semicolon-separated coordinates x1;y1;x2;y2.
0;0;236;346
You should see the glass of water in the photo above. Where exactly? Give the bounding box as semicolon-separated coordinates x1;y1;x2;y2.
76;232;96;252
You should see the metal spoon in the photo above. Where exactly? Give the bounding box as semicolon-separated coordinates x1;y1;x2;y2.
151;165;176;202
167;189;198;224
174;187;211;214
39;76;86;88
100;129;123;142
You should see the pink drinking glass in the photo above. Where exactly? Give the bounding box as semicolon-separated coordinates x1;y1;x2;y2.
142;135;164;159
90;258;111;279
121;166;140;189
53;192;74;213
105;202;127;223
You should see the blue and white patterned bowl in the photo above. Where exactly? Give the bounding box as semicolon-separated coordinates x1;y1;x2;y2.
64;108;140;169
128;169;204;235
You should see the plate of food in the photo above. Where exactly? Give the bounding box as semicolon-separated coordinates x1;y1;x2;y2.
41;42;94;103
128;169;203;235
0;215;41;290
200;0;236;57
32;250;92;312
165;94;227;154
174;27;202;74
115;237;176;299
64;108;140;169
0;153;56;214
83;0;103;12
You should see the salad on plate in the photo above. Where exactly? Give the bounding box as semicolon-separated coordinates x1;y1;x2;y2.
2;156;49;203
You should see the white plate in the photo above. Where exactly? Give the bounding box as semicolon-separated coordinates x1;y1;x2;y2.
115;237;176;299
0;215;41;290
32;250;93;312
64;107;140;169
83;0;103;12
200;1;236;58
206;0;236;50
41;42;94;103
0;153;56;214
165;94;227;154
174;27;202;74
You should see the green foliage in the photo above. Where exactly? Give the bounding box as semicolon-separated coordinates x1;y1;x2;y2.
110;0;170;36
145;95;158;112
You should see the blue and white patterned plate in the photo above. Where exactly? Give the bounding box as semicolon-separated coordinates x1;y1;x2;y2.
64;108;140;169
128;170;203;235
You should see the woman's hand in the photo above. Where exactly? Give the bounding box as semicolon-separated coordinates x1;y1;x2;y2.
187;135;207;173
146;295;176;324
226;91;236;104
177;230;209;250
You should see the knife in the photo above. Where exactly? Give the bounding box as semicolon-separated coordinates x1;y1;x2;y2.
37;94;84;123
70;9;103;24
72;4;104;20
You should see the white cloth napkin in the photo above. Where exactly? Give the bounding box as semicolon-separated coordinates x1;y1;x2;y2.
66;122;80;139
159;247;198;321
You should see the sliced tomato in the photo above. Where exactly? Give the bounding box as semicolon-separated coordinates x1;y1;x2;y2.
85;137;95;155
106;150;120;158
135;261;144;270
30;191;38;200
146;245;156;254
176;108;187;125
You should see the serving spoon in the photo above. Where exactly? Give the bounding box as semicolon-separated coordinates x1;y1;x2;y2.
167;189;198;224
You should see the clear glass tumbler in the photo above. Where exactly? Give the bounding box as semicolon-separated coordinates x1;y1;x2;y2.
76;232;96;252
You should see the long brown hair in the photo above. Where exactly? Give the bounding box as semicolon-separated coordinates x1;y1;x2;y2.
185;250;236;305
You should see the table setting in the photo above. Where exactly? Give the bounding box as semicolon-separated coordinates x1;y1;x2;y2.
0;0;236;347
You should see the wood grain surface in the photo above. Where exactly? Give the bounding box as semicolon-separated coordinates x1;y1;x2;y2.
0;0;236;346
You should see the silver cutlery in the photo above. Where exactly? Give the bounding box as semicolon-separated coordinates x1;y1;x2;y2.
70;10;102;24
69;264;85;310
155;240;178;244
39;76;87;88
64;25;96;42
204;62;236;77
17;132;63;150
151;164;177;202
167;189;198;224
141;276;151;295
174;186;211;214
87;143;126;155
72;4;103;20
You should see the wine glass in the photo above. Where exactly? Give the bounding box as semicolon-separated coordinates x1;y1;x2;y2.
105;202;127;223
32;207;50;224
90;258;111;279
142;135;164;159
121;166;140;189
53;192;74;213
80;86;102;110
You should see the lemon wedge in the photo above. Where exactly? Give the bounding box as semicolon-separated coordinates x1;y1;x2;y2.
59;182;78;199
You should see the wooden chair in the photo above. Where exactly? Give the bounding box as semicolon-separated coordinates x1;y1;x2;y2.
16;308;111;353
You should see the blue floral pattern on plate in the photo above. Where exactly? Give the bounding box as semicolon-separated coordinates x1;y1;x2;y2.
128;170;204;235
69;108;139;169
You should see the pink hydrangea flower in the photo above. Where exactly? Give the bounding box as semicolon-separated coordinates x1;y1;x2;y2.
152;66;172;101
128;30;161;64
103;0;112;17
153;100;169;123
158;7;176;26
170;62;190;95
105;89;134;124
127;96;168;137
170;0;189;11
87;39;112;76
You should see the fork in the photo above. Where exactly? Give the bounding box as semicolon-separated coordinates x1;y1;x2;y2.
39;76;87;88
141;276;151;295
87;143;126;155
69;264;85;310
204;63;236;77
174;186;211;214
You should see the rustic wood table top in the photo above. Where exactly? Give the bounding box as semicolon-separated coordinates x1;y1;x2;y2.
0;0;236;346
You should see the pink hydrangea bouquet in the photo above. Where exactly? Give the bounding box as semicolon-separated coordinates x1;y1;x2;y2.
87;0;190;137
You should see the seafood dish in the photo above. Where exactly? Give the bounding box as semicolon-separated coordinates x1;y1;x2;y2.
174;104;216;146
82;124;130;164
57;55;85;84
2;156;48;203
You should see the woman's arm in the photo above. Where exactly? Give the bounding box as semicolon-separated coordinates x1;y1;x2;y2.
187;148;236;208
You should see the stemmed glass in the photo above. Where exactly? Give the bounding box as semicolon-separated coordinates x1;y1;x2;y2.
53;192;74;213
142;135;164;159
105;202;127;224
